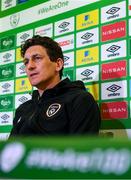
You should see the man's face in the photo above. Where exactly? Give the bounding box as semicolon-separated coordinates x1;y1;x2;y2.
23;45;62;90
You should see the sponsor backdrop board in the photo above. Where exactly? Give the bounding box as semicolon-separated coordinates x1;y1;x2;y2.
0;0;131;139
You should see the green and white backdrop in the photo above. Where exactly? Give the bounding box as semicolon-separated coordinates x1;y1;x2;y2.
0;0;131;140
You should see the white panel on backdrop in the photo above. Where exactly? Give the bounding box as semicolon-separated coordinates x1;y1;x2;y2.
0;112;13;126
0;50;15;65
16;63;26;77
15;94;32;108
129;19;131;36
126;129;131;139
101;40;126;61
17;29;33;47
35;24;53;37
76;27;99;48
101;1;126;23
101;80;127;100
0;80;14;95
55;34;74;52
55;17;74;36
63;51;74;68
1;0;16;11
0;133;10;140
76;65;99;83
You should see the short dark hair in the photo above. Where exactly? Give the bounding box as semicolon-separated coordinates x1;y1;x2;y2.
21;35;64;79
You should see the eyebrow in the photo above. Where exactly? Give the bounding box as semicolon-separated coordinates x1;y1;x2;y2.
23;54;43;61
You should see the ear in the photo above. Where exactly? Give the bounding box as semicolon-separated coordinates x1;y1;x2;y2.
55;58;64;72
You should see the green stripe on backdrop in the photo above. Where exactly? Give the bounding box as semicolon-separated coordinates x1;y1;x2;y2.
0;125;12;133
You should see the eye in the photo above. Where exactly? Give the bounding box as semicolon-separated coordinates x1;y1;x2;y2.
23;58;29;66
35;56;41;59
33;55;43;62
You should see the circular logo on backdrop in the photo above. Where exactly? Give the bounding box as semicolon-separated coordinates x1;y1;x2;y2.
10;13;20;28
46;103;61;117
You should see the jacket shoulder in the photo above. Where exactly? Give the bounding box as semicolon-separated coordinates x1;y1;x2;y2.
16;99;33;112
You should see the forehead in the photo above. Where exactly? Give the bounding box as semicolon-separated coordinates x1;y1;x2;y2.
24;45;47;57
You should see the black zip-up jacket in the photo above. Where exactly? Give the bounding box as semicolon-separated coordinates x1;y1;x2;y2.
10;78;101;136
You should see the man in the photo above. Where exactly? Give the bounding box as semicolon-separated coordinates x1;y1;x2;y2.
10;35;101;136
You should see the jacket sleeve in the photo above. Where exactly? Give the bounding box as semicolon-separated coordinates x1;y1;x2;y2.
69;92;101;135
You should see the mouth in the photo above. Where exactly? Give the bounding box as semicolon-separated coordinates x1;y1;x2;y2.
30;73;38;78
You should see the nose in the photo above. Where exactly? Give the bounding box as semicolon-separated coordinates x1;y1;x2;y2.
26;59;36;70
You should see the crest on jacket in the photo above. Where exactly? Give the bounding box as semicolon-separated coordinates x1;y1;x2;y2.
46;103;61;117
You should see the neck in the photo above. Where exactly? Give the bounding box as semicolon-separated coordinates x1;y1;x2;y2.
37;78;61;96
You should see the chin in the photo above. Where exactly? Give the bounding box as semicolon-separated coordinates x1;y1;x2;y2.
30;81;39;86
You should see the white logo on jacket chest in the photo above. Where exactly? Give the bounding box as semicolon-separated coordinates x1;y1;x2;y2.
46;103;61;117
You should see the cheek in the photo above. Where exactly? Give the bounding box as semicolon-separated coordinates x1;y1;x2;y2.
44;62;56;71
39;61;56;75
